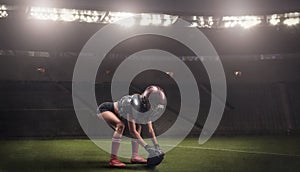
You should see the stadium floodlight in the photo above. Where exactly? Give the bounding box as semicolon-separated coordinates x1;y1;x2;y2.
199;17;205;26
283;18;300;26
26;5;298;28
29;7;106;23
151;14;162;25
162;16;172;26
283;12;300;26
0;10;8;18
138;13;177;26
0;4;7;10
118;16;136;27
159;14;177;26
208;16;214;26
240;18;262;29
285;12;300;18
185;16;216;28
140;13;152;26
267;14;281;25
102;12;134;23
189;22;198;27
0;4;8;18
222;15;263;29
223;16;238;28
60;9;77;22
29;7;178;27
198;16;214;28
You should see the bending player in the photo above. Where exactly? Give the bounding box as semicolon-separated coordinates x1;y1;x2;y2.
97;85;166;167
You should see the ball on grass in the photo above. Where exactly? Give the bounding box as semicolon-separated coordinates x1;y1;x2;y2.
147;153;164;167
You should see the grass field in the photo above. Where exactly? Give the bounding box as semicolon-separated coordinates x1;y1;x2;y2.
0;136;300;172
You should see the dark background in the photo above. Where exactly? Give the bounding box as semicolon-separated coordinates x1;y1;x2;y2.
0;0;300;138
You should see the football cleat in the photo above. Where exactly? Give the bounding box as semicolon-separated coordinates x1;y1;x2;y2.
109;159;126;168
131;155;147;164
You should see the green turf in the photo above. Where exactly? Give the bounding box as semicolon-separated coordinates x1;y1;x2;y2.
0;136;300;172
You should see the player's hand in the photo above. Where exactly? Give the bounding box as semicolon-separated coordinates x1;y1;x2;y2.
144;145;158;156
154;144;165;156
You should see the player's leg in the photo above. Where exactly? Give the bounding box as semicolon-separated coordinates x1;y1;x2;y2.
131;124;147;164
98;111;126;167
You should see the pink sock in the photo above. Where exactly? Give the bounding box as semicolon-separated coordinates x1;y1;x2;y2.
131;139;139;157
111;138;121;160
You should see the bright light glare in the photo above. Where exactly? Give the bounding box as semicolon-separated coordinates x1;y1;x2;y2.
283;12;300;26
241;19;261;29
152;14;162;25
118;17;136;27
223;15;262;29
30;7;105;23
208;17;214;26
285;12;300;18
163;19;172;26
189;22;198;27
0;4;8;18
192;16;214;28
29;8;178;27
0;10;8;18
283;18;300;26
0;4;7;10
163;15;175;26
198;17;205;27
60;9;76;21
140;13;151;25
269;14;280;25
139;13;177;26
103;12;134;23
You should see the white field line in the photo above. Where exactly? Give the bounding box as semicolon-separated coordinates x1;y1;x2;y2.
94;140;300;157
164;144;300;157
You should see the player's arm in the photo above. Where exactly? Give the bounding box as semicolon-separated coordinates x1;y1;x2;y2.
146;120;165;167
127;115;160;156
127;115;147;147
147;121;159;148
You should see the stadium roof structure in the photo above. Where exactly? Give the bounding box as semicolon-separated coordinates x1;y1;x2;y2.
0;0;299;54
0;0;300;29
1;0;300;16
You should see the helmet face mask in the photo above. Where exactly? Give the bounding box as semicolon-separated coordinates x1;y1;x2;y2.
151;104;165;117
142;86;167;121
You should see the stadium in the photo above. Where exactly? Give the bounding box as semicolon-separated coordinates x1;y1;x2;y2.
0;0;300;171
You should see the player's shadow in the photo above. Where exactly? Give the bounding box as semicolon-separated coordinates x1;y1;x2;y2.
102;163;160;171
0;159;160;171
0;160;108;171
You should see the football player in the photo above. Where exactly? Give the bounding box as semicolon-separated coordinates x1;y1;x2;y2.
97;85;166;167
